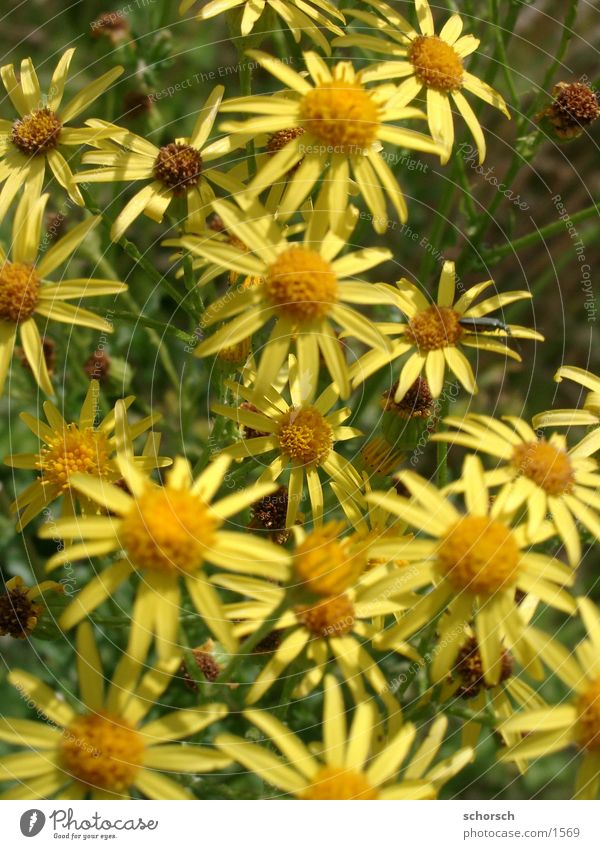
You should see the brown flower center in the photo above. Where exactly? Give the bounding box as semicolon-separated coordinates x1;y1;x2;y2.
153;142;203;194
382;376;435;419
11;108;62;155
0;261;40;323
250;485;290;544
300;80;380;153
512;440;574;496
454;636;513;699
408;35;464;92
265;247;338;321
406;306;463;351
267;127;305;175
0;586;41;639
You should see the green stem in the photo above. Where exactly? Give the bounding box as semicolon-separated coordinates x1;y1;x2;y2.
121;292;182;391
436;391;450;488
216;593;291;685
0;485;45;583
238;53;257;179
526;0;580;122
79;185;197;323
419;170;457;284
445;705;497;728
111;310;191;342
489;0;519;106
483;202;599;264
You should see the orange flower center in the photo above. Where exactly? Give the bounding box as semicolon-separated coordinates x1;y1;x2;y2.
294;522;365;595
438;516;520;594
301;766;378;799
119;487;217;574
577;678;600;751
408;36;464;92
38;425;110;492
265;247;338;321
0;261;40;323
153;142;203;194
277;406;333;467
406;305;463;351
512;440;574;496
295;594;355;638
61;713;144;792
300;79;380;153
11;108;62;155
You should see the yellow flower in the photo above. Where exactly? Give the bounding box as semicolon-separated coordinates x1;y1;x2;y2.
38;455;289;661
178;200;394;398
218;50;442;232
180;0;345;54
214;547;419;704
367;455;576;684
5;381;168;530
75;86;245;240
533;365;600;431
0;48;122;213
350;260;543;399
0;575;63;639
0;190;126;397
337;0;510;163
332;474;411;572
212;370;363;526
0;624;229;800
433;413;600;565
500;598;600;799
215;675;473;798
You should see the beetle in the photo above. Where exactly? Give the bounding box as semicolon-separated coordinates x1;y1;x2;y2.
458;316;513;335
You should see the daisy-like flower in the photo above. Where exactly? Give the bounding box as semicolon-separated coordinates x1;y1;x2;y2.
75;86;246;240
500;598;600;799
0;49;122;214
216;675;473;798
179;199;394;398
0;190;126;397
367;455;576;684
336;0;510;164
38;455;289;661
533;366;600;432
5;382;168;530
332;473;411;570
350;260;543;400
214;529;419;705
212;371;363;527
218;50;442;232
432;414;600;565
0;624;230;800
180;0;345;55
0;575;63;639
